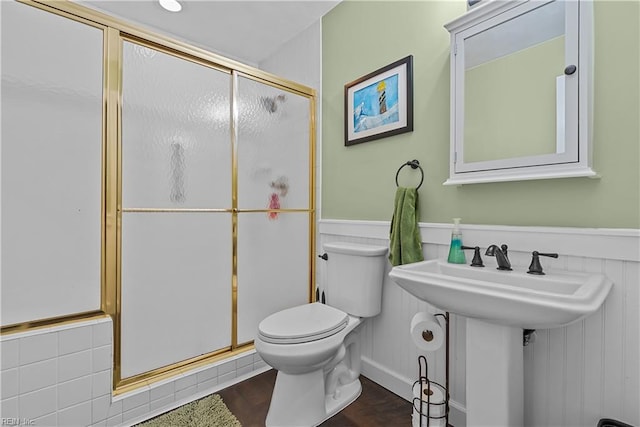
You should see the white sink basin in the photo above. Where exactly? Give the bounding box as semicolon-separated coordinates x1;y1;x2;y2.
389;259;612;329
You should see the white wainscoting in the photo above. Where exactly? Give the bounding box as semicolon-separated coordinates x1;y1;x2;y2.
318;219;639;427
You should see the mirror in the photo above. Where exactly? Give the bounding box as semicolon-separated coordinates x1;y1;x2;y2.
464;0;565;162
444;0;596;185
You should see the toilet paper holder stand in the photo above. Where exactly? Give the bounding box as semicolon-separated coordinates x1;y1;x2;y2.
412;312;450;427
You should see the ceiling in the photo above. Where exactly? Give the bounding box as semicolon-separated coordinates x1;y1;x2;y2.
76;0;340;65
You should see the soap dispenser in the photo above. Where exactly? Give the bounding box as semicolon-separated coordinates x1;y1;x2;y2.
447;218;466;264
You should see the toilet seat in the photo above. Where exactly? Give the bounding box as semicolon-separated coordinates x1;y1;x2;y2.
258;302;349;344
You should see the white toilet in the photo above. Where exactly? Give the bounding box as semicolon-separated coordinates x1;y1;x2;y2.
254;242;388;427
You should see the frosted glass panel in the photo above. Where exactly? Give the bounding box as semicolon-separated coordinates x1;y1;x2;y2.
122;42;231;209
120;213;232;377
1;2;103;325
236;213;310;344
237;76;311;210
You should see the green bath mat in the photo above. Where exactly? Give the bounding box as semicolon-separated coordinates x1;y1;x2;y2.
137;394;241;427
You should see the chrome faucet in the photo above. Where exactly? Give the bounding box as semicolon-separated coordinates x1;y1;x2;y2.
485;244;512;270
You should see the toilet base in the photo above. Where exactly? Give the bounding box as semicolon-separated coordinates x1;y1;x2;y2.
324;378;361;422
265;369;362;427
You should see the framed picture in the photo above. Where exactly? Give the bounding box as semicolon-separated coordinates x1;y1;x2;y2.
344;55;413;146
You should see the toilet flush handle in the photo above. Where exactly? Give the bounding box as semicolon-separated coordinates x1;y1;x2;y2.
317;254;328;304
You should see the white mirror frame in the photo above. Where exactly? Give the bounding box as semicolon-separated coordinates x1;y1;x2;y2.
444;0;597;185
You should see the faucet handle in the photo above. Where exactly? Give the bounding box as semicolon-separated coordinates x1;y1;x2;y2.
527;251;559;275
462;246;484;267
500;244;509;257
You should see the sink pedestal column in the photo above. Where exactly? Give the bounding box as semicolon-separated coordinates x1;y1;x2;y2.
466;318;523;427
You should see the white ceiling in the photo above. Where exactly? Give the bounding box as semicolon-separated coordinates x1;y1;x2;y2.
76;0;340;65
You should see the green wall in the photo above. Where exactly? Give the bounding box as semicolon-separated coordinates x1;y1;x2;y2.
321;1;640;228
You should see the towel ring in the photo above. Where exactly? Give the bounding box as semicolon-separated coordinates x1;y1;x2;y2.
395;159;424;189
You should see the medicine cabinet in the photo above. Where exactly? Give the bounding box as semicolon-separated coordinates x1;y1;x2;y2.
444;0;596;185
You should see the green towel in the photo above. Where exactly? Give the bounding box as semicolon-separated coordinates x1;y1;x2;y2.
389;187;424;266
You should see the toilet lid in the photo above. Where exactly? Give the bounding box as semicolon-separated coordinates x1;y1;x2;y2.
258;303;349;344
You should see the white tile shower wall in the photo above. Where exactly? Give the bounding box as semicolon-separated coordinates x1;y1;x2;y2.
0;316;270;426
318;219;640;427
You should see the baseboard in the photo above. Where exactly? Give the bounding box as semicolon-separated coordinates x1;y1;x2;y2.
361;355;414;401
361;356;466;426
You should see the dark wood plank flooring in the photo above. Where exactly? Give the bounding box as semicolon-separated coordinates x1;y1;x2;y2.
218;369;413;427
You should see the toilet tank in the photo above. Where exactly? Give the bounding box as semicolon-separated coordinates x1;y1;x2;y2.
323;242;388;317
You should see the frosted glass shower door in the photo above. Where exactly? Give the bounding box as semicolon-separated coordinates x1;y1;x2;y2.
236;213;311;344
120;41;232;378
236;76;311;211
236;76;313;344
1;2;103;326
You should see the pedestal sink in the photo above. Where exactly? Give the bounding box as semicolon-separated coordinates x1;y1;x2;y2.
389;259;612;427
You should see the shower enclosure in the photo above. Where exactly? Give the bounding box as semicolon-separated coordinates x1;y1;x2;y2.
2;0;316;393
119;38;315;385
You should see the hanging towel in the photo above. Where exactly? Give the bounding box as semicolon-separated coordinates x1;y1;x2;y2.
389;187;424;266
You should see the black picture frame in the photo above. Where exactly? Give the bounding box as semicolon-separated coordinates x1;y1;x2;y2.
344;55;414;146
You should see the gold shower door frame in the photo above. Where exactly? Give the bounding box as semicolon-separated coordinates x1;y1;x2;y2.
16;0;317;395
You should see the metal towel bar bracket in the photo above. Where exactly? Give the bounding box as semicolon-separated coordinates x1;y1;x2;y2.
395;159;424;189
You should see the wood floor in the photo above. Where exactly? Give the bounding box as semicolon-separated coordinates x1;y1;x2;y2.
217;369;413;427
